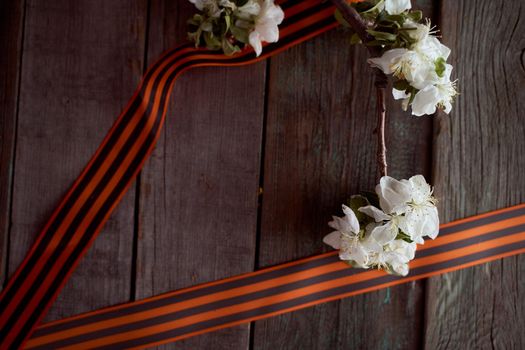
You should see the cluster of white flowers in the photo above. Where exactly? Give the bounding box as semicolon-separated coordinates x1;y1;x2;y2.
188;0;284;56
323;175;439;276
366;0;458;116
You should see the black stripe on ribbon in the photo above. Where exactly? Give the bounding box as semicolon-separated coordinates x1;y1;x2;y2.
438;206;525;236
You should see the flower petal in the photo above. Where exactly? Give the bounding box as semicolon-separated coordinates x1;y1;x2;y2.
370;221;398;245
323;231;341;249
368;49;408;75
342;204;360;233
411;85;439;116
359;205;391;222
248;31;263;56
376;176;411;214
384;0;412;15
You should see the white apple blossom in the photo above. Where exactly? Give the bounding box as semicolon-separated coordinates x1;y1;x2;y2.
399;175;440;241
384;0;412;15
400;205;439;243
248;0;284;56
324;175;439;276
369;34;453;89
366;6;456;116
323;205;370;268
411;64;457;116
368;49;436;90
407;175;434;205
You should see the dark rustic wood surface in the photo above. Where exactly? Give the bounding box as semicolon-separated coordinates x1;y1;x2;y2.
425;0;525;349
0;0;523;349
0;0;24;288
2;0;147;321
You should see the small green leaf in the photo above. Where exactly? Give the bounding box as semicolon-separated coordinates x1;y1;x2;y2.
407;10;423;22
435;57;446;77
395;230;413;243
334;9;351;27
203;31;221;50
408;86;418;104
350;33;362;45
393;79;410;91
230;25;249;44
348;195;371;224
224;14;231;32
222;37;241;56
383;14;405;24
360;191;380;208
367;29;397;42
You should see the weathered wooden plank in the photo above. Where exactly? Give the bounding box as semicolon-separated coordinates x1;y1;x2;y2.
134;1;266;349
0;0;25;289
7;0;147;321
252;18;433;350
425;0;525;348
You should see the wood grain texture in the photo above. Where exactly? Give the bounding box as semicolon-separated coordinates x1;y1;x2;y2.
134;1;266;349
7;0;147;321
0;0;25;288
251;23;432;350
425;0;525;348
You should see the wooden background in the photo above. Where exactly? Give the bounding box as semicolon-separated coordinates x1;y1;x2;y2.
1;0;524;348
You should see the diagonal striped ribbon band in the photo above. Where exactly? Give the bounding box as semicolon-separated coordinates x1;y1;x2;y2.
23;204;525;349
1;0;524;348
0;0;340;347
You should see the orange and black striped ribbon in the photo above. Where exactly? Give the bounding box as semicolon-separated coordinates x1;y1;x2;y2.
23;204;525;349
1;0;524;348
0;0;340;348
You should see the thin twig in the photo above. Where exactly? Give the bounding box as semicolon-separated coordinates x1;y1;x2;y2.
375;72;388;177
330;0;388;177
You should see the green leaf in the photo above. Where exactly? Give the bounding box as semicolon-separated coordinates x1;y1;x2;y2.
187;14;204;27
367;29;397;42
382;14;405;24
395;230;413;243
393;79;410;91
235;0;249;6
222;37;241;56
360;191;380;208
203;31;221;50
230;25;249;44
407;10;423;22
435;57;447;78
224;14;231;32
358;0;385;15
350;33;362;45
408;86;418;104
348;195;370;224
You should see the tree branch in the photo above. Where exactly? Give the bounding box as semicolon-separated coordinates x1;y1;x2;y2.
330;0;388;177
